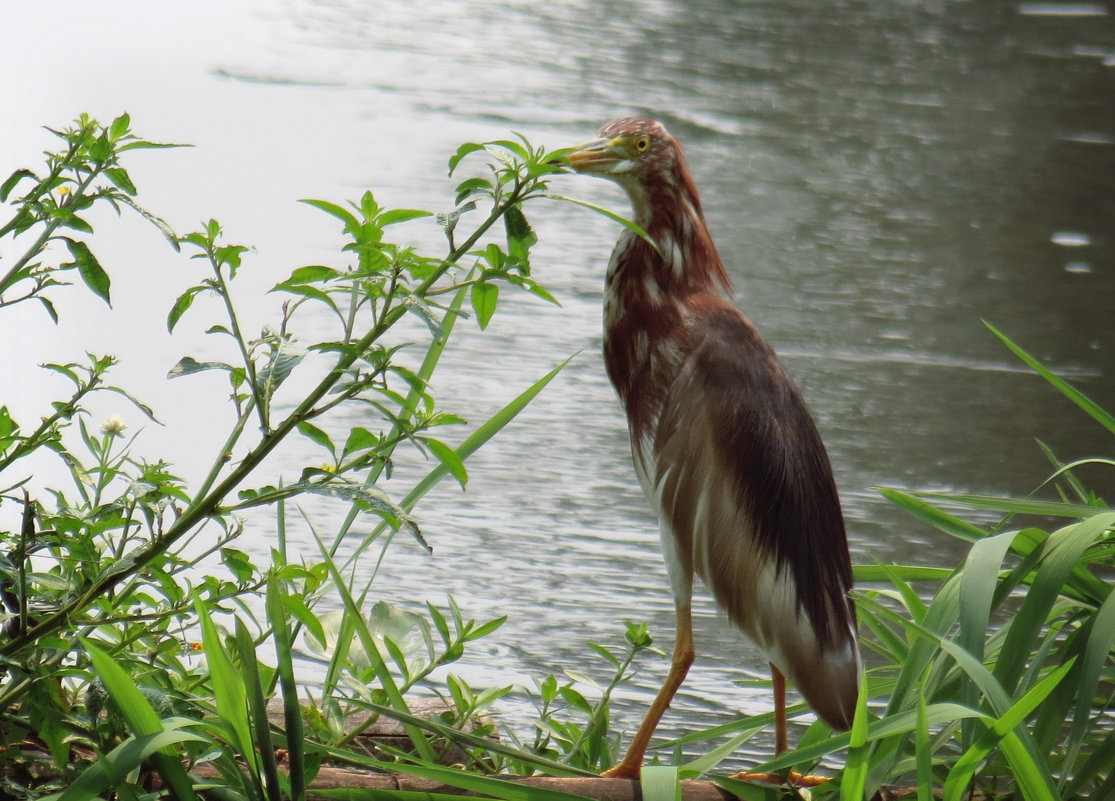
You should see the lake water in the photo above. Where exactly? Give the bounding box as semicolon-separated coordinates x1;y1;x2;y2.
2;0;1114;771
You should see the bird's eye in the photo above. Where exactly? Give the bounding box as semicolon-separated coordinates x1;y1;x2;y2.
634;135;650;153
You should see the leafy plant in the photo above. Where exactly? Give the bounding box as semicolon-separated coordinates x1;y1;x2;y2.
0;114;596;799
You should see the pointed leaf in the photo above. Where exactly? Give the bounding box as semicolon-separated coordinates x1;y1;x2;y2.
297;420;335;454
104;166;136;195
167;287;200;333
62;238;110;305
1;168;36;201
300;198;360;230
470;281;499;330
167;356;232;379
420;437;468;488
379;208;432;226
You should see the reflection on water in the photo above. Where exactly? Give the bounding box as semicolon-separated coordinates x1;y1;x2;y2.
4;0;1114;770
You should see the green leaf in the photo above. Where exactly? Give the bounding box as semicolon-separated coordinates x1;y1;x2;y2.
877;487;988;543
504;205;537;265
301;197;360;231
167;286;200;333
420;437;468;488
1;168;36;201
987;321;1115;437
194;601;256;778
487;138;530;163
167;356;233;379
470;281;499;330
257;337;306;401
89;132;112;163
108;112;131;142
915;690;933;801
448;142;485;175
454;177;493;205
266;578;307;801
943;659;1074;801
1063;586;1115;774
402;293;445;340
343;426;379;455
993;513;1115;694
62;238;111;305
840;676;869;801
379;208;432;226
55;726;205;801
545;192;656;251
104;166;136;195
80;639;198;800
398;359;571;516
297;420;335;454
310;531;439;764
233;618;283;801
277;264;341;286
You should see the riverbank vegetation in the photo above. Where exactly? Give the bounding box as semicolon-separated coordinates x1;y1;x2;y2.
0;114;1110;801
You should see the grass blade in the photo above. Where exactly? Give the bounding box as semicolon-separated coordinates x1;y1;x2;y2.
234;618;284;801
268;576;308;801
986;321;1115;436
877;488;987;543
196;598;260;794
942;659;1074;801
957;531;1014;747
399;357;572;513
80;639;198;800
311;531;438;763
840;676;870;801
56;724;207;801
914;690;933;801
993;513;1115;694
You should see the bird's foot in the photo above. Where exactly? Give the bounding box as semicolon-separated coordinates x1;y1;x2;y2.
732;770;830;787
600;763;642;780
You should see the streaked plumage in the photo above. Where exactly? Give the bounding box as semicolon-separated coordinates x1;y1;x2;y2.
566;117;860;778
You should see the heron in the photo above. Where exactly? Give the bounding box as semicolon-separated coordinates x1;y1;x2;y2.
562;117;861;780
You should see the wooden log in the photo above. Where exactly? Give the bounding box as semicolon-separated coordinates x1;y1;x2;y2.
188;766;1006;801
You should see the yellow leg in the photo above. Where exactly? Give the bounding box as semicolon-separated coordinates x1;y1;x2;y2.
735;665;830;787
602;603;694;779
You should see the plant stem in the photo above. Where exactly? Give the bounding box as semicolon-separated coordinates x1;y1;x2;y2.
0;179;525;659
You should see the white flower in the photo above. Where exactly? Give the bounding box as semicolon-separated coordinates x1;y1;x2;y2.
101;415;128;438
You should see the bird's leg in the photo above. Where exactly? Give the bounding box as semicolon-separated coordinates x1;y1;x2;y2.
772;663;788;755
601;602;694;779
734;665;829;788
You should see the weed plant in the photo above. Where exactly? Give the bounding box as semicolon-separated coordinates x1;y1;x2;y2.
0;114;1111;801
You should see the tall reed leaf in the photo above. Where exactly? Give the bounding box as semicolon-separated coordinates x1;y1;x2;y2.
986;321;1115;437
942;659;1073;801
992;513;1115;695
234;618;284;801
311;530;438;763
196;597;258;784
268;576;308;801
80;639;199;801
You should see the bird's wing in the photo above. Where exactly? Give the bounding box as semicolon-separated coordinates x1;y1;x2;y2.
650;294;860;729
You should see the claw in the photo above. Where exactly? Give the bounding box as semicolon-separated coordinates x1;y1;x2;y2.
734;770;830;787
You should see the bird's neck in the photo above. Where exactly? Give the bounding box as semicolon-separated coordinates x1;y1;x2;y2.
615;179;732;300
601;186;732;435
604;192;732;333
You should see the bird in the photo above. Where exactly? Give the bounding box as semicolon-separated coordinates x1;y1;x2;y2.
562;117;861;780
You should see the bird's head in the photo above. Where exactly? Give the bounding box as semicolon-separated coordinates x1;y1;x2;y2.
565;117;701;227
566;117;675;180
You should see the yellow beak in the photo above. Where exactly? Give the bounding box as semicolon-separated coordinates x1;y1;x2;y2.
565;137;625;174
